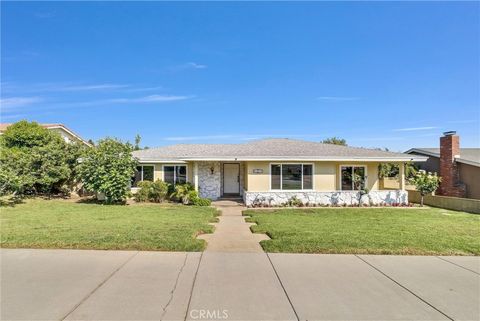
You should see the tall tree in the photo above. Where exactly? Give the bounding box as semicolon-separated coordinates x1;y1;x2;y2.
321;137;347;146
0;121;83;195
134;134;142;151
77;138;138;204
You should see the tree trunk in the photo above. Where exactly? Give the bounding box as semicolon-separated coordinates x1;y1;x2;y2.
420;195;424;207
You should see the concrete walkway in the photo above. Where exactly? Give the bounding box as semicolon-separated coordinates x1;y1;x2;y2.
197;200;269;252
2;249;479;321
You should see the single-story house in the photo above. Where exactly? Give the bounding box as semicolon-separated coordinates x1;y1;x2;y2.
406;131;480;200
0;123;91;146
132;138;426;206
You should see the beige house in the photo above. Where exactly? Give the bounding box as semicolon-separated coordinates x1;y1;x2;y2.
132;139;426;206
0;123;91;146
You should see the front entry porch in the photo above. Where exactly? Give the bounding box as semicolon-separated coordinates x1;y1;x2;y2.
222;163;241;196
193;161;245;200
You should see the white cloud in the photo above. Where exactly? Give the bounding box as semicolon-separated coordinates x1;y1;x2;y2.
125;86;164;92
2;82;172;94
447;120;478;124
50;94;192;108
57;84;130;91
317;96;360;101
108;95;191;104
393;126;439;132
185;62;207;69
1;82;130;93
169;62;208;72
0;96;43;109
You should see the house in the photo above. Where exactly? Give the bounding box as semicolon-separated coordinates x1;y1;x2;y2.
406;132;480;200
0;123;91;146
132;138;427;206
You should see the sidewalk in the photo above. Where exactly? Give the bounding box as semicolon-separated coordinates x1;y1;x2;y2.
2;249;479;321
197;200;269;252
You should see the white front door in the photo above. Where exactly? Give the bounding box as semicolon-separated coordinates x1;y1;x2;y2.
223;163;240;195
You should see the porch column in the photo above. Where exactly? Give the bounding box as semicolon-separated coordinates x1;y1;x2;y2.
194;162;199;191
399;162;405;191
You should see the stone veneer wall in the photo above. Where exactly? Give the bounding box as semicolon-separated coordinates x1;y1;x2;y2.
198;161;221;199
243;190;408;207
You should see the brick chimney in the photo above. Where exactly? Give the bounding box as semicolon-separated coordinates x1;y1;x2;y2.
438;131;466;197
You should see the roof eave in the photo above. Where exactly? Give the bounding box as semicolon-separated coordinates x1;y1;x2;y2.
47;125;92;147
405;148;440;158
136;156;428;163
456;158;480;167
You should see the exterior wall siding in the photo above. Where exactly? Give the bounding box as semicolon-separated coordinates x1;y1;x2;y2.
136;161;402;204
458;163;480;200
244;161;382;192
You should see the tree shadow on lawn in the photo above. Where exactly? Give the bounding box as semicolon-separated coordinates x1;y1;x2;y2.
0;195;25;207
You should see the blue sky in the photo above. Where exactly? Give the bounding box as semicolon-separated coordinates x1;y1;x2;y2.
1;2;479;151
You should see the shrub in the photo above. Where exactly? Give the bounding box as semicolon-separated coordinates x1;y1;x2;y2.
149;180;169;202
135;180;169;203
286;196;302;207
168;185;211;206
77;138;137;204
190;193;212;206
134;181;151;202
171;183;196;205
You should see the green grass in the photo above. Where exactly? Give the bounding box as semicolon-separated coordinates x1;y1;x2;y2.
1;199;218;251
245;207;480;255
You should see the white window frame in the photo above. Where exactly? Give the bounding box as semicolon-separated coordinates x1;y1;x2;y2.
138;165;155;181
338;165;368;191
162;165;188;186
269;163;314;191
131;165;154;188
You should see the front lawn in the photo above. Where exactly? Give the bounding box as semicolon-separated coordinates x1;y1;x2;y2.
245;207;480;255
1;199;218;251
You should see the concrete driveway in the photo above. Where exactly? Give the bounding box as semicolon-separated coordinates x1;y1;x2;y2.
1;249;479;321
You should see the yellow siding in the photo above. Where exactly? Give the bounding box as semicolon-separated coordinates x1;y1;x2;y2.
140;161;382;191
245;161;381;191
245;162;271;191
315;162;337;190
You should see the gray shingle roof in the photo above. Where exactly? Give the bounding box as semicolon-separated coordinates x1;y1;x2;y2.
133;138;424;162
406;148;480;167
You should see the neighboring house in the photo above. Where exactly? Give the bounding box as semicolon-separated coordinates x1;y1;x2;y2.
0;123;91;146
132;138;426;206
406;132;480;200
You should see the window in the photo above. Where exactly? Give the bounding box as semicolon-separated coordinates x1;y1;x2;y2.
270;164;313;190
131;165;154;187
340;166;366;190
164;165;187;185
